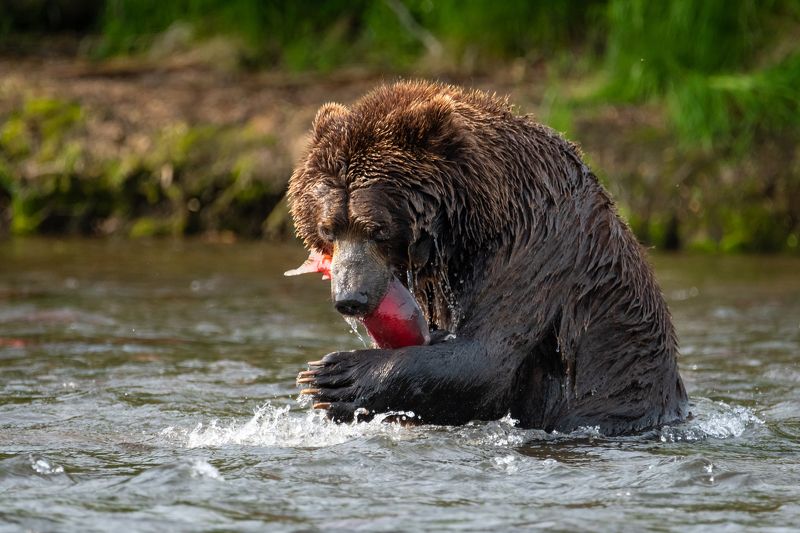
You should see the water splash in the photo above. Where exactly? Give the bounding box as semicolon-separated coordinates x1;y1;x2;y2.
0;454;72;487
163;398;761;450
458;414;536;447
30;455;65;475
657;399;763;442
168;403;417;448
493;454;520;473
460;400;761;445
190;459;223;480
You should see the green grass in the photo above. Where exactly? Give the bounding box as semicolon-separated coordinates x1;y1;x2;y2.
2;0;800;249
90;0;800;149
94;0;605;70
603;0;800;150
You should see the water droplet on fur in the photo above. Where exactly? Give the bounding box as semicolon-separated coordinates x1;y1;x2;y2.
431;237;462;330
406;269;415;296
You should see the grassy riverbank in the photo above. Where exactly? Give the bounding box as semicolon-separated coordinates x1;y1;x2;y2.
1;0;798;252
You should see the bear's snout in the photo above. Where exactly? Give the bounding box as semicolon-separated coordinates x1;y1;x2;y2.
330;238;392;317
334;291;370;316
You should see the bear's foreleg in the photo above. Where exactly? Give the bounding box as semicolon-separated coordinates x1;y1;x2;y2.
296;338;512;425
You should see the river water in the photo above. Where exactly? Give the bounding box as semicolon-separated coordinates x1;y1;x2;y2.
1;239;798;531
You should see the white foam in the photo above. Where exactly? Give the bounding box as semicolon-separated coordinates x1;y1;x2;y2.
164;398;762;449
174;403;416;448
30;455;64;475
459;414;535;447
190;459;223;480
493;454;519;473
658;399;763;442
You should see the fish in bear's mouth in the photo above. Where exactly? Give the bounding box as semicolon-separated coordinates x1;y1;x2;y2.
285;249;430;349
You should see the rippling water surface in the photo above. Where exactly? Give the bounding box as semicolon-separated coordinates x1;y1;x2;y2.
1;239;799;531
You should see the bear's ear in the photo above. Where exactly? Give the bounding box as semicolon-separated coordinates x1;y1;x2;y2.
312;102;349;141
392;95;471;155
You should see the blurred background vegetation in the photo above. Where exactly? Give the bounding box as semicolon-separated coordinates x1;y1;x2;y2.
1;0;798;252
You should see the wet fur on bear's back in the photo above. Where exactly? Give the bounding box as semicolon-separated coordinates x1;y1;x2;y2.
289;80;687;435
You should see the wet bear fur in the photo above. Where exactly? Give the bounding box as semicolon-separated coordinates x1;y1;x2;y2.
288;80;687;436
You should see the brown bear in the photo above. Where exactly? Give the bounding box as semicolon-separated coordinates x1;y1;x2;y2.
288;80;687;436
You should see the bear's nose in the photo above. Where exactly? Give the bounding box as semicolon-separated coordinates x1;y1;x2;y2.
334;292;369;316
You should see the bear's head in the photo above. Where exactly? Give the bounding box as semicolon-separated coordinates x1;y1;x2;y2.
288;82;496;326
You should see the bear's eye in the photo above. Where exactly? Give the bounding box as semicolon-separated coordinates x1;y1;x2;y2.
372;226;392;242
318;224;335;243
